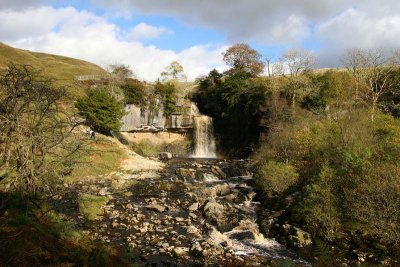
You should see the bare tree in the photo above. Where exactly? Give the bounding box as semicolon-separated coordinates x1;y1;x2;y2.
342;48;398;120
279;49;317;77
0;64;84;194
108;64;134;81
277;49;318;110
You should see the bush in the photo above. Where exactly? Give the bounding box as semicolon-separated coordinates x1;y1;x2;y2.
294;166;340;240
255;160;299;198
120;79;147;107
155;81;177;116
75;88;124;133
347;164;400;244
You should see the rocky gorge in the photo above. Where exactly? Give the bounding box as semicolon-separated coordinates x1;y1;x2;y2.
49;158;311;266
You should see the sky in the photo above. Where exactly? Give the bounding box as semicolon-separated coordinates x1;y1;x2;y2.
0;0;400;81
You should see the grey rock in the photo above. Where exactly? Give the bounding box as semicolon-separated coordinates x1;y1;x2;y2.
146;204;166;212
173;247;189;257
211;166;226;178
188;202;199;211
158;152;173;160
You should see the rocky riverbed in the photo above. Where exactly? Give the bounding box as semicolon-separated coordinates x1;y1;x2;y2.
50;158;310;266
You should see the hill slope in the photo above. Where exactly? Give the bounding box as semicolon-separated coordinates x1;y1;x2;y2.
0;42;106;97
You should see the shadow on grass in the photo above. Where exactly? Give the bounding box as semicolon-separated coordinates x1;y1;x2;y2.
0;192;128;267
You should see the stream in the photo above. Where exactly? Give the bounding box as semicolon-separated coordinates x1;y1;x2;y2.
51;158;310;266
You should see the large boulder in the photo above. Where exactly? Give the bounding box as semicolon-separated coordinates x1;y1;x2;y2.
158;152;172;160
281;224;313;248
203;201;240;232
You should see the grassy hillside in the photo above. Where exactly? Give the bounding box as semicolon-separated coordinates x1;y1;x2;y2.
0;42;107;98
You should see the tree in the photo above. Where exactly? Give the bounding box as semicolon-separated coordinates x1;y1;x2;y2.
160;61;187;82
342;48;398;120
120;79;147;107
277;49;318;110
0;64;83;193
223;43;265;77
154;81;177;117
75;88;124;133
193;69;271;156
279;48;317;78
108;64;134;81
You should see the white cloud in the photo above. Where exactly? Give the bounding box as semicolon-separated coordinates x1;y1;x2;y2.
316;7;400;66
0;6;227;81
91;0;400;62
91;0;352;45
128;22;172;40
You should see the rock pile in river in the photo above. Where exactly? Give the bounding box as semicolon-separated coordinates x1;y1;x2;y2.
50;159;310;266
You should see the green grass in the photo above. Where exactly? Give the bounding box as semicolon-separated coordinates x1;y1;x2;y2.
78;194;109;221
0;42;106;98
66;138;127;183
131;138;191;157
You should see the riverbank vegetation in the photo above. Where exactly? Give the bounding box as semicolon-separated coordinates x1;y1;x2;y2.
193;44;400;265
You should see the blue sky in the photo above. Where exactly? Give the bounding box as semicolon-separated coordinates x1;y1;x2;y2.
1;0;399;80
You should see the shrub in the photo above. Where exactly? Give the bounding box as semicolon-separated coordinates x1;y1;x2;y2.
155;81;177;116
294;166;340;240
255;160;299;198
75;88;124;133
120;79;147;107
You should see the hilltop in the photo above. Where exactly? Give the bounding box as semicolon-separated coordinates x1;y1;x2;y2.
0;42;107;97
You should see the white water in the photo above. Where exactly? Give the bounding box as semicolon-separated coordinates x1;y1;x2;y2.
191;103;217;158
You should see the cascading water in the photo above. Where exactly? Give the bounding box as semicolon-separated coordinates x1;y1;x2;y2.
190;103;217;158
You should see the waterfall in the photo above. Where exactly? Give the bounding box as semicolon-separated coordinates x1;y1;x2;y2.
191;103;217;158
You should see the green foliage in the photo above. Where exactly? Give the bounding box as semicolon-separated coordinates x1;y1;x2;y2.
294;166;340;240
256;108;400;261
255;161;299;198
160;61;187;82
155;80;177;116
223;43;265;77
76;88;124;133
193;69;271;156
120;79;148;107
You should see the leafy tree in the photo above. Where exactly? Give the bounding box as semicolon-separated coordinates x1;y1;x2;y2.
193;69;271;156
75;88;124;133
255;160;299;198
120;79;147;107
154;81;177;116
223;43;265;77
0;64;83;193
160;61;187;82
